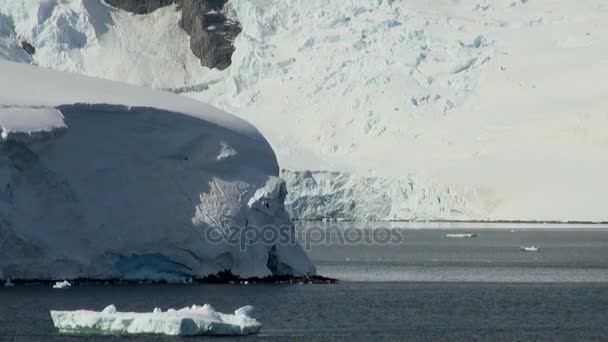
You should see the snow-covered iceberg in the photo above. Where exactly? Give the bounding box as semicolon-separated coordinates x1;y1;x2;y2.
50;304;261;336
0;60;315;281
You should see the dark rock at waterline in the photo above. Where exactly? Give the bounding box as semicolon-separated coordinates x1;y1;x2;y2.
104;0;241;70
4;270;338;285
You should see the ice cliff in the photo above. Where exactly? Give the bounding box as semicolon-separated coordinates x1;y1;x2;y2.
0;60;315;280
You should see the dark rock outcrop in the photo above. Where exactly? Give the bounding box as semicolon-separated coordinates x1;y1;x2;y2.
21;41;35;55
104;0;241;70
178;0;241;70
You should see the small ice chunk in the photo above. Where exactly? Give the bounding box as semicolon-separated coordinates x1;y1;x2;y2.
520;246;540;252
50;304;261;336
445;233;477;238
4;278;14;287
52;280;71;289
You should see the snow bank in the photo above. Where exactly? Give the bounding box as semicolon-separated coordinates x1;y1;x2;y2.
50;304;261;336
0;60;315;281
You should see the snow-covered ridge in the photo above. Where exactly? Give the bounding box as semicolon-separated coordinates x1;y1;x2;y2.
1;0;607;221
0;60;315;280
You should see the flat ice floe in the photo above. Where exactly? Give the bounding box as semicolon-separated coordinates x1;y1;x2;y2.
50;304;261;336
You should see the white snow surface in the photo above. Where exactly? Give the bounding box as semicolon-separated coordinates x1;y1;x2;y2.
50;304;261;336
1;0;607;221
0;59;315;280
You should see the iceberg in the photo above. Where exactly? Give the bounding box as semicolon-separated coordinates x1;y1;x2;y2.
0;60;315;281
520;246;540;252
53;280;72;289
50;304;261;336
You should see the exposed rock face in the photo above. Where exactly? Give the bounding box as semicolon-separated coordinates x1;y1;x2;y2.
104;0;241;70
20;41;35;55
178;0;241;70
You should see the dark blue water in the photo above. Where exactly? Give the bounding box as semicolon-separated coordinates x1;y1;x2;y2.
2;282;608;341
2;227;608;341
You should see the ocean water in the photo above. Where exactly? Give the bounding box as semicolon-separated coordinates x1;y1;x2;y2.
2;225;608;341
303;223;608;282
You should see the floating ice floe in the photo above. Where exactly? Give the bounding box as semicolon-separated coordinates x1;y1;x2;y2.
50;304;261;336
4;279;14;287
520;246;540;252
446;233;478;238
53;280;71;289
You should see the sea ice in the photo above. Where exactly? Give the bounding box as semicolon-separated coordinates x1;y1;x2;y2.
50;304;261;336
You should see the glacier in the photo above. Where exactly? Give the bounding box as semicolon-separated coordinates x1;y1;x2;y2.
50;304;261;336
0;59;315;281
282;170;479;221
1;0;607;221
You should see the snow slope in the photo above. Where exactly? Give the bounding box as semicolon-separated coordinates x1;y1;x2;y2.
1;0;607;221
0;60;315;280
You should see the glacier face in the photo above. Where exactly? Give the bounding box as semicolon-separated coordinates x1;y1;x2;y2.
0;60;315;280
282;170;479;221
1;0;608;221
